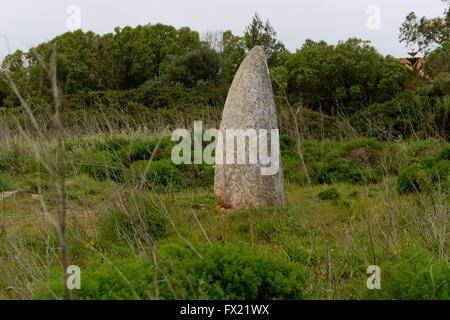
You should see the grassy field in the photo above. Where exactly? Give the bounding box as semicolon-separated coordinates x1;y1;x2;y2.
0;4;448;301
0;130;448;300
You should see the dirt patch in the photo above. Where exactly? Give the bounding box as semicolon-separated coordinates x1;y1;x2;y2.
0;190;20;200
416;145;445;158
344;148;379;167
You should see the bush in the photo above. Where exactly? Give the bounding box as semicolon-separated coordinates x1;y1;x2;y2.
171;163;215;188
131;160;182;189
397;165;422;193
432;98;449;139
432;144;450;162
407;138;441;157
118;138;173;163
280;135;297;159
342;138;384;154
398;146;450;193
0;174;16;192
76;151;125;182
303;140;342;161
94;137;131;153
318;187;340;200
157;241;309;299
103;198;168;244
366;248;450;300
314;159;362;184
196;164;215;187
23;172;51;193
36;253;153;300
0;144;31;174
36;241;309;300
278;107;347;139
349;89;442;139
282;157;307;186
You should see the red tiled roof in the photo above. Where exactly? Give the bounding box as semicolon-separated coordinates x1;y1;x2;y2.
397;57;432;82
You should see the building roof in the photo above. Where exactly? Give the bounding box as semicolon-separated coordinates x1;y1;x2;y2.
397;57;432;82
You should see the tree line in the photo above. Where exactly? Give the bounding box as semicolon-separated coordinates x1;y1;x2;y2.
0;9;448;138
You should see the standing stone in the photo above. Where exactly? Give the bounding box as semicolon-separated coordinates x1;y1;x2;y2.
214;46;284;210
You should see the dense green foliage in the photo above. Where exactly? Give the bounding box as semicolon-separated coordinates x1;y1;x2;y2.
349;87;449;139
36;241;309;300
0;173;16;192
104;200;169;244
366;248;450;300
398;144;450;193
399;3;450;54
1;12;448;141
283;38;407;115
0;10;449;302
318;187;340;200
1;134;448;300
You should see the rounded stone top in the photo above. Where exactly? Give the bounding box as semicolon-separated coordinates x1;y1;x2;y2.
214;44;284;210
219;44;275;130
247;45;266;59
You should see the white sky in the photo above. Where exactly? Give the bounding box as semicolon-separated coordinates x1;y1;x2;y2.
0;0;447;61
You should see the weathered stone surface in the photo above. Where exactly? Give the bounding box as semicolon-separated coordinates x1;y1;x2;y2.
214;46;284;209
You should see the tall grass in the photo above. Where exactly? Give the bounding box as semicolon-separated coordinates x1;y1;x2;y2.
0;52;448;300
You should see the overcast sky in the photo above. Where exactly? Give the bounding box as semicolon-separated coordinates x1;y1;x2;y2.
0;0;447;61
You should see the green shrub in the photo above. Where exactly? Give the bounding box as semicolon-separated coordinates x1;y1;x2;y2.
280;135;297;159
77;151;125;182
360;167;383;184
100;196;168;245
319;138;384;163
0;144;30;174
314;156;384;185
197;164;215;187
118;138;173;163
94;137;131;153
366;248;450;300
170;163;215;188
64;138;92;153
282;157;307;186
23;172;51;193
349;89;441;139
407;138;441;157
315;159;361;184
397;165;421;193
432;144;450;162
433;98;449;139
158;241;309;299
342;138;384;154
0;174;16;192
36;254;152;300
303;140;342;162
278;107;345;139
36;241;309;300
398;147;449;193
318;187;340;200
131;160;182;189
429;160;450;192
315;159;348;184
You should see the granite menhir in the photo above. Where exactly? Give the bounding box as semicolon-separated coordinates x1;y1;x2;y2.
214;46;284;210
